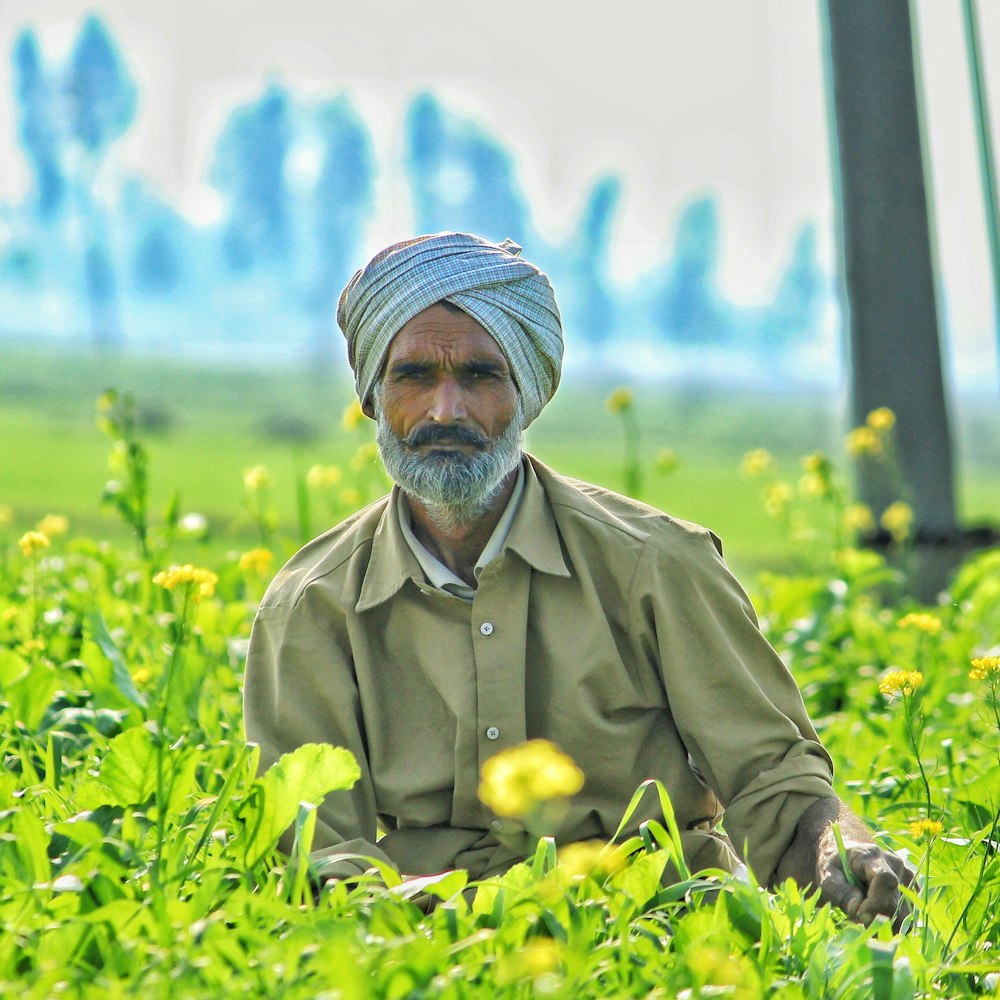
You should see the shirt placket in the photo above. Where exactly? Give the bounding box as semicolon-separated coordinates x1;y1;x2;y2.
451;553;530;827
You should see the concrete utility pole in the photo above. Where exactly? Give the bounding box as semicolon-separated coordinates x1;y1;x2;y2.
823;0;960;594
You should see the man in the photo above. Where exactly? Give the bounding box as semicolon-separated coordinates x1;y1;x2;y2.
244;231;911;924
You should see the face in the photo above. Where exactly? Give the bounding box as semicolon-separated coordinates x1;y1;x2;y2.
372;303;520;441
371;303;524;519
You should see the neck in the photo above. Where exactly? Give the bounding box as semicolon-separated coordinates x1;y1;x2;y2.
404;467;518;586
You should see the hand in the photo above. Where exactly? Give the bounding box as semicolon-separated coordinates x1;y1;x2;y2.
817;833;915;930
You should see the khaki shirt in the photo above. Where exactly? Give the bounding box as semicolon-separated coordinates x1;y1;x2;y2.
243;454;835;884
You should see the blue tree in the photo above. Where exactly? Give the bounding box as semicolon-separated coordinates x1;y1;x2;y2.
211;81;293;272
404;92;533;246
561;175;621;347
761;222;825;350
306;94;376;361
65;14;138;347
11;28;66;221
650;196;730;347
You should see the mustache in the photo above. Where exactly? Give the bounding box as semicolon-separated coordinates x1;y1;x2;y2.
402;424;491;449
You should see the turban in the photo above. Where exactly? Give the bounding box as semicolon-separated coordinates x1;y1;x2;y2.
337;232;563;427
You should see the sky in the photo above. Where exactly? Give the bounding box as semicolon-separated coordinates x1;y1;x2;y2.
0;0;997;381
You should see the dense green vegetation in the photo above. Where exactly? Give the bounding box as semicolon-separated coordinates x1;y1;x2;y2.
1;345;999;997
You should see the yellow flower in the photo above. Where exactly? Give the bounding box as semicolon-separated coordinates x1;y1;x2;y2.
842;503;875;534
740;448;775;477
897;613;942;635
908;818;943;839
557;840;625;879
798;472;827;499
656;449;679;474
763;481;793;517
881;502;913;542
132;667;152;685
243;465;272;492
605;387;633;414
801;452;828;474
0;504;13;529
879;669;923;697
350;442;380;470
36;514;69;538
866;407;896;432
239;548;274;575
18;531;50;557
152;564;218;602
339;487;362;508
846;426;881;457
306;464;342;490
478;740;584;818
521;939;562;977
341;399;367;432
969;656;1000;681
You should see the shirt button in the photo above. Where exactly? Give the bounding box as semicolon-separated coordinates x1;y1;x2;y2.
486;726;500;740
490;819;503;833
480;622;494;636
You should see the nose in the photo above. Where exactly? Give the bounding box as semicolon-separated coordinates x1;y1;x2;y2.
427;377;468;423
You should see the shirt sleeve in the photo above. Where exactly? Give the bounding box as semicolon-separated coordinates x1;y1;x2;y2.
243;603;396;880
633;523;836;884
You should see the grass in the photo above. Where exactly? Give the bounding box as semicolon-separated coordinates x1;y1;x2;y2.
1;338;997;578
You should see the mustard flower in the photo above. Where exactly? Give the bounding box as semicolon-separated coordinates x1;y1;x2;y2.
152;564;218;602
908;818;943;839
656;448;679;474
243;465;272;492
969;656;1000;681
0;504;14;528
763;481;793;517
897;612;942;635
132;667;152;685
605;387;634;414
881;501;913;542
740;448;775;477
339;487;362;508
239;548;274;575
479;739;584;818
866;407;896;432
306;464;342;490
846;426;881;457
18;531;50;557
557;840;625;879
36;514;69;538
842;503;875;534
341;399;367;432
798;472;827;499
350;442;380;470
879;669;923;697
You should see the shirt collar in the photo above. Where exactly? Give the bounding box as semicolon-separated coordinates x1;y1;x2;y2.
355;453;569;612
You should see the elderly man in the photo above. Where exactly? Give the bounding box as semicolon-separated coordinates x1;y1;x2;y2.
244;232;911;924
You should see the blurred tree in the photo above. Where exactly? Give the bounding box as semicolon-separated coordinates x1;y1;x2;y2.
562;175;621;347
404;92;533;246
762;223;824;351
65;14;138;347
11;28;66;221
651;196;730;347
211;81;293;272
306;95;376;363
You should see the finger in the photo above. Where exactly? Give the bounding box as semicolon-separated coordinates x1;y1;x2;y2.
819;863;864;917
855;867;902;925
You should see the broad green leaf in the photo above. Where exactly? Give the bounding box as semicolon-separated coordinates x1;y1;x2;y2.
96;725;158;806
608;850;667;905
86;611;147;709
243;743;360;866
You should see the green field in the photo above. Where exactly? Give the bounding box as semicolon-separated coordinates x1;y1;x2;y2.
2;339;998;579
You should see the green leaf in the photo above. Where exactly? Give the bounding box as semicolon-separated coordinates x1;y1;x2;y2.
243;743;360;866
96;725;159;807
86;611;147;709
609;850;668;905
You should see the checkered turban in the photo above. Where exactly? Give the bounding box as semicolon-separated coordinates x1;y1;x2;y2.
337;232;563;427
